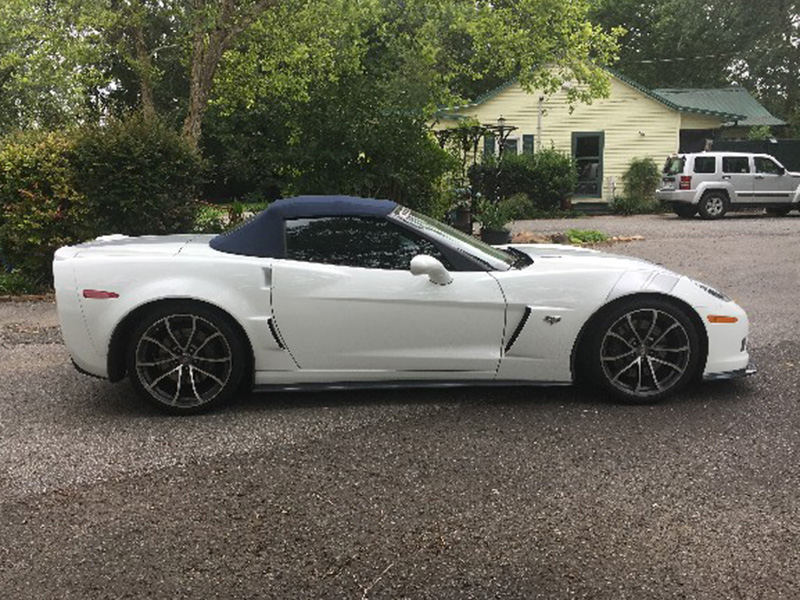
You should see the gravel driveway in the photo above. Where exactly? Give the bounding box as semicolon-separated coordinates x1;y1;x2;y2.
1;213;798;599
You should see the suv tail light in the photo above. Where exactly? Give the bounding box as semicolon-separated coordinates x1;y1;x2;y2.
679;176;692;190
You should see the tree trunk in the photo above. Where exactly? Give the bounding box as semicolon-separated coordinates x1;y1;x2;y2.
181;0;280;150
133;24;156;120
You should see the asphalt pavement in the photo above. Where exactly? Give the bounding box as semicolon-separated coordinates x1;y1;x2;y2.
1;213;798;599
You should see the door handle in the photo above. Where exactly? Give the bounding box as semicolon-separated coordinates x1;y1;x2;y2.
755;175;764;179
722;175;731;179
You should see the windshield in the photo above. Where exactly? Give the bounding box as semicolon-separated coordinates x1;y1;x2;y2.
390;206;515;271
663;156;685;175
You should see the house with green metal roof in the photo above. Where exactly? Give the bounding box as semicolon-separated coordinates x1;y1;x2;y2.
435;70;784;204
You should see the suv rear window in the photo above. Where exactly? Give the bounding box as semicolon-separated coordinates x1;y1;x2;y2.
722;156;750;173
663;156;685;175
693;156;716;174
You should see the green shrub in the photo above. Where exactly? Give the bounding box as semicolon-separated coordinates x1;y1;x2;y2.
0;131;91;278
610;195;661;215
612;157;662;215
468;149;576;211
72;115;204;236
0;116;205;284
475;198;514;231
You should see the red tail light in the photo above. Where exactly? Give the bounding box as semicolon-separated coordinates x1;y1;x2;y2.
679;176;692;190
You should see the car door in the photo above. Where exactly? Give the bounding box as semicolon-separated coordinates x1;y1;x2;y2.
753;156;794;205
720;155;755;204
270;216;506;377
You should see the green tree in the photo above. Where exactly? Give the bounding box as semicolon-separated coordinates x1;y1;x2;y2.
589;0;800;134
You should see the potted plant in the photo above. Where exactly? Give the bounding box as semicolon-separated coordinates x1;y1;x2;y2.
475;198;513;244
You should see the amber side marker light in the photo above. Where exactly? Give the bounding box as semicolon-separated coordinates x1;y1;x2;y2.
707;315;738;324
83;289;119;299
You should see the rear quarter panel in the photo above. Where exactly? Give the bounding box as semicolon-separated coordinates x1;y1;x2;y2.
68;253;294;377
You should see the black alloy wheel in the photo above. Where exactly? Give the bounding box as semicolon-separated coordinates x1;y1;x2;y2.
584;297;701;403
127;303;246;414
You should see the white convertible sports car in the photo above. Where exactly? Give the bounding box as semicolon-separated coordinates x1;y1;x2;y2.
53;196;754;414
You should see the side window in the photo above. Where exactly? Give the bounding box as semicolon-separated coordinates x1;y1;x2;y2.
285;216;449;270
693;156;716;174
754;157;783;175
722;156;750;174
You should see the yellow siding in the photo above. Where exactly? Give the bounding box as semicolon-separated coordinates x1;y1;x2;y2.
441;77;686;202
681;113;725;130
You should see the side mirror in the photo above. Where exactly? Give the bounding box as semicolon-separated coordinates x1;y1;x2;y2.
778;166;786;175
410;255;453;286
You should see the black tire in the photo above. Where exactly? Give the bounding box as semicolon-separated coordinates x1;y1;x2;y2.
126;302;247;415
765;206;791;217
582;297;702;404
697;191;729;220
672;204;697;219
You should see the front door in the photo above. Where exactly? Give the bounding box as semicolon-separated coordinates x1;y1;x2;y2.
753;156;795;205
268;214;506;377
271;261;506;375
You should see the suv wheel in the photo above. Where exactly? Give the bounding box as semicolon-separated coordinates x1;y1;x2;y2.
698;191;728;220
673;204;697;219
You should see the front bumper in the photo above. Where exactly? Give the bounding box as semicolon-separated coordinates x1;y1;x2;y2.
703;362;758;381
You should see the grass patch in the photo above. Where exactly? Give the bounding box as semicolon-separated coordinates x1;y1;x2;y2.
565;229;609;244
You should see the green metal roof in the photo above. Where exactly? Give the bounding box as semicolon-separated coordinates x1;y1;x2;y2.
651;87;785;126
440;68;784;127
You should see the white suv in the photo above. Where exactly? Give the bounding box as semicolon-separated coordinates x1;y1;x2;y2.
656;152;800;219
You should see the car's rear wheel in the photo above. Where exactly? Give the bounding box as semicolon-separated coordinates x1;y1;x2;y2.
765;206;791;216
672;204;697;219
127;303;246;414
583;298;701;404
698;191;729;220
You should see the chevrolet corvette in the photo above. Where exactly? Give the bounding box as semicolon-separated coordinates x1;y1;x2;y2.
53;196;754;414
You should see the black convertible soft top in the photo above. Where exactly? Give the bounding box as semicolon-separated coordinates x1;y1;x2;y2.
209;195;398;258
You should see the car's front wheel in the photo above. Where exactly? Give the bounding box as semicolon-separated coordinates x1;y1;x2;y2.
127;303;246;414
583;298;701;403
698;191;729;220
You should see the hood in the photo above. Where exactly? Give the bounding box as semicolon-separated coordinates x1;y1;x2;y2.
507;243;661;270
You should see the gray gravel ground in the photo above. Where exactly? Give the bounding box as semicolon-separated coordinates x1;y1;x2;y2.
1;212;799;599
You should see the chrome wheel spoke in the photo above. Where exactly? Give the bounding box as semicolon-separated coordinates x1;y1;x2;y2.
611;357;641;383
183;316;198;352
192;355;231;364
651;345;689;353
146;365;182;391
192;332;222;357
142;336;177;357
607;331;634;349
137;356;178;368
651;322;680;347
649;355;685;375
165;317;183;350
189;366;202;403
190;365;225;388
646;356;664;391
627;314;644;344
172;365;184;405
602;348;636;362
